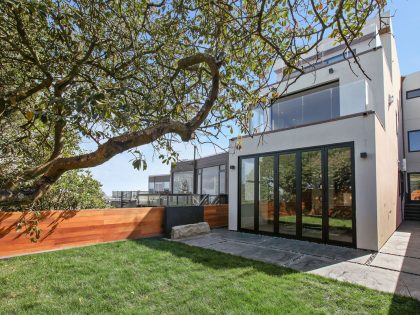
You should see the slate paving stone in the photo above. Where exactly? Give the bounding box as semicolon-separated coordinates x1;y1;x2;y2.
173;221;420;300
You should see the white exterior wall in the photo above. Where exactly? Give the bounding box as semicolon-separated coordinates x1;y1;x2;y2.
229;114;378;250
403;72;420;173
228;14;403;251
375;23;403;249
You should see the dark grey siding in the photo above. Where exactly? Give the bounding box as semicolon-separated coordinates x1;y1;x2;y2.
149;174;171;182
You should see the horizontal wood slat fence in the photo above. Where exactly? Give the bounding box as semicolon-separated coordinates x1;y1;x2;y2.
0;205;228;258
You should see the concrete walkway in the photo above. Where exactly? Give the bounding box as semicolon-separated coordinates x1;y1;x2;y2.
174;221;420;300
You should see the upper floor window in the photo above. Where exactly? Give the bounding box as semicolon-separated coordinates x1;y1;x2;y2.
271;81;340;130
407;89;420;100
324;49;356;65
408;130;420;152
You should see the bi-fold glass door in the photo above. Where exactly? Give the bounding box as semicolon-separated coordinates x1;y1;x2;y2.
238;143;355;247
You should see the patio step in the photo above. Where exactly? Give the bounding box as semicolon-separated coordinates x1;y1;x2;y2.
404;203;420;221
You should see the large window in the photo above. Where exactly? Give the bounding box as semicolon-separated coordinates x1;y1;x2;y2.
408;130;420;152
202;166;220;195
239;143;355;246
271;82;340;130
407;88;420;100
196;165;227;195
172;171;193;194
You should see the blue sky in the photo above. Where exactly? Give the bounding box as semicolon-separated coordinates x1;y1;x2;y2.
88;0;420;195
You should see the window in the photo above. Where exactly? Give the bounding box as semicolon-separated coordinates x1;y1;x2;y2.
324;49;356;65
407;89;420;100
202;166;220;195
172;171;194;193
197;169;202;194
219;165;226;194
271;82;339;130
408;130;420;152
409;173;420;201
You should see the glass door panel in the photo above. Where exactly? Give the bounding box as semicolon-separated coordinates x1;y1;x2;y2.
327;147;353;244
279;153;297;236
259;156;275;232
409;174;420;201
301;150;323;239
240;158;255;230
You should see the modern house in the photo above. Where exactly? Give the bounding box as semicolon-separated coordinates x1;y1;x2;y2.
227;13;420;251
171;152;229;197
144;152;229;203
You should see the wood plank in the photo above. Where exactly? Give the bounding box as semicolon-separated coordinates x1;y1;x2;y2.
0;206;227;257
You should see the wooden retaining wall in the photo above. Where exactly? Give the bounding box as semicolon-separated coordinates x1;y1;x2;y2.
0;205;228;258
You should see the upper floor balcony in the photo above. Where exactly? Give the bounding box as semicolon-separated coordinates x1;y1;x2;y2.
249;80;372;134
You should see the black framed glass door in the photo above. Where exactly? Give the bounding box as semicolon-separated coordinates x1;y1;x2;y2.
238;142;355;247
327;147;354;244
240;158;256;230
301;150;324;240
259;155;275;233
278;153;297;236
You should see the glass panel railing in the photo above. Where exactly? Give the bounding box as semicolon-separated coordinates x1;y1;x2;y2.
250;80;369;133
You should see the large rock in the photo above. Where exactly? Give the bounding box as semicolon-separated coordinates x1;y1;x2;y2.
171;222;210;239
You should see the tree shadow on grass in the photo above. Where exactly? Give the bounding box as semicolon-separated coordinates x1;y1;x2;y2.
136;237;420;315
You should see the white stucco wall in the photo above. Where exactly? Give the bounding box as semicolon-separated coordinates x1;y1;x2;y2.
375;24;403;249
228;114;379;250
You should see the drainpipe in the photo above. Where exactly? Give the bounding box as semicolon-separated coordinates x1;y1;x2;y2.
193;145;197;194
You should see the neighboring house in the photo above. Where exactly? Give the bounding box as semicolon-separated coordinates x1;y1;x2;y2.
402;71;420;217
147;152;229;198
148;174;171;193
171;152;229;198
228;12;420;251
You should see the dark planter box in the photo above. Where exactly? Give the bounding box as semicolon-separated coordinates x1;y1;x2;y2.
164;206;204;237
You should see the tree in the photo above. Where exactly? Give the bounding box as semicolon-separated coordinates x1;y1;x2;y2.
0;0;385;208
33;170;107;211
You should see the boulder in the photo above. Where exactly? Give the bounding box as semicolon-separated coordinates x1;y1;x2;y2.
171;222;210;239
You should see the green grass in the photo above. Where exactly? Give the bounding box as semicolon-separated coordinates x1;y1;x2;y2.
0;239;419;315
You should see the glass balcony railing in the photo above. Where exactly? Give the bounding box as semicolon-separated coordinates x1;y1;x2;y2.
250;80;370;134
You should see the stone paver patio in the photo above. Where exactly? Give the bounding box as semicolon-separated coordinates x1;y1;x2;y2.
174;221;420;300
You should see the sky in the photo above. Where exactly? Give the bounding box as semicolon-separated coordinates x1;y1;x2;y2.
88;0;420;196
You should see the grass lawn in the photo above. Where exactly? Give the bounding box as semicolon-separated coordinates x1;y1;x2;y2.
0;239;419;314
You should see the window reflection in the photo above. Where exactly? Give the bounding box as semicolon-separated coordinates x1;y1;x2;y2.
328;147;353;243
202;166;220;195
259;156;274;232
271;82;340;130
241;158;255;230
279;154;297;236
173;171;193;194
409;174;420;201
301;151;323;240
